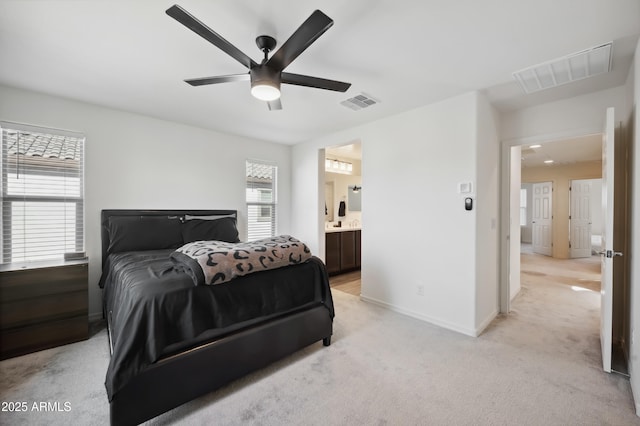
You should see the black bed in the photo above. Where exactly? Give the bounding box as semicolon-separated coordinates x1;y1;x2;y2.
99;210;334;425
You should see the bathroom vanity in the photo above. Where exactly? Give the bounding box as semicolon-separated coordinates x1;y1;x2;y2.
325;228;361;276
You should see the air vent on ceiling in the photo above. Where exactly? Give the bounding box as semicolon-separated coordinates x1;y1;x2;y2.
340;93;380;110
513;42;612;94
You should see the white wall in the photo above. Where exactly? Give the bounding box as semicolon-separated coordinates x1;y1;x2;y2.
293;91;500;336
474;94;500;331
627;38;640;416
501;86;628;143
0;84;291;320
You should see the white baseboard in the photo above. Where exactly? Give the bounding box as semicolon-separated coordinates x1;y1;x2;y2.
632;378;640;417
510;285;521;302
475;310;498;336
359;294;477;337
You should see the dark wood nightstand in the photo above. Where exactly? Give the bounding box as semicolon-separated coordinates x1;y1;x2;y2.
0;260;89;360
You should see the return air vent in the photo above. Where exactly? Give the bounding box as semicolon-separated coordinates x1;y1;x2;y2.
340;93;380;111
513;42;612;94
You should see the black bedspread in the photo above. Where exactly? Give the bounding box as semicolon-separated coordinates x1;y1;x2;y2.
100;250;334;400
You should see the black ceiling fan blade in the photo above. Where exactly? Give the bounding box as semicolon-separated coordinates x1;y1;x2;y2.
266;10;333;72
267;99;283;111
185;74;250;86
166;4;257;69
282;72;351;92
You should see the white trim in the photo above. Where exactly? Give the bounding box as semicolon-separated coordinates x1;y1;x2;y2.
510;286;521;302
499;142;511;313
635;379;640;417
475;310;498;336
360;294;478;337
501;127;601;147
499;126;604;315
317;148;326;263
0;120;84;139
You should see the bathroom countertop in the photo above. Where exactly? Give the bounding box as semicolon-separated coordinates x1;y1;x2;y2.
325;226;361;233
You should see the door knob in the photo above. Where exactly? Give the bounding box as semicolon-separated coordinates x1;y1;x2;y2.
599;250;623;258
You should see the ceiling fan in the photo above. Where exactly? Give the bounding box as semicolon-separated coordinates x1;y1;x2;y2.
166;4;352;110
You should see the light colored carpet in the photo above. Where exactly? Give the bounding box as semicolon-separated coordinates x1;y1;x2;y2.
1;256;638;425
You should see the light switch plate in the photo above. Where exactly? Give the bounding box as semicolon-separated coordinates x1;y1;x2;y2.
458;182;473;194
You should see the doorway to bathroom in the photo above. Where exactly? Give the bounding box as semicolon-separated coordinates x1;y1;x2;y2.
324;142;362;297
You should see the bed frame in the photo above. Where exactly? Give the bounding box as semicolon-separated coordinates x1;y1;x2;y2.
101;210;333;426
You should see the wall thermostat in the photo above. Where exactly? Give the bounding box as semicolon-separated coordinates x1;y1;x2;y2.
465;197;473;211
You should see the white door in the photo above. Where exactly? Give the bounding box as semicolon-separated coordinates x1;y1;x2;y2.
600;107;622;373
570;180;592;258
532;182;552;256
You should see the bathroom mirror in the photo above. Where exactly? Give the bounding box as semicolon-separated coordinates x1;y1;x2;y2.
348;185;362;212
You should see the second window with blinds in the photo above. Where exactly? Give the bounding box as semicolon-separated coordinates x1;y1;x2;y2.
245;160;277;241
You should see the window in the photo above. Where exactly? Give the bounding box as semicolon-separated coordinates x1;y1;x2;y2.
1;123;85;264
520;188;527;226
245;160;277;241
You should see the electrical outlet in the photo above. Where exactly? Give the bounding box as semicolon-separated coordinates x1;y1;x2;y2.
417;285;424;296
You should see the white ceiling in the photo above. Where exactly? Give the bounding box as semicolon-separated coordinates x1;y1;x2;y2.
0;0;639;146
520;134;602;168
326;143;362;161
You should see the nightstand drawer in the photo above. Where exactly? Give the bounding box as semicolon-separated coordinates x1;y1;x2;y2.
0;316;88;359
1;290;87;329
0;261;88;359
0;264;87;301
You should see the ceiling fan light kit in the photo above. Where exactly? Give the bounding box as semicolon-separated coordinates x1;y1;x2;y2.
250;83;281;101
166;4;351;110
250;67;281;101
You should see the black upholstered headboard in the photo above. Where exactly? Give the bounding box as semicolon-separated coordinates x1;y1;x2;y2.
100;209;237;267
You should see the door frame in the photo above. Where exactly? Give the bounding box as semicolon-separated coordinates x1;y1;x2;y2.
499;127;602;313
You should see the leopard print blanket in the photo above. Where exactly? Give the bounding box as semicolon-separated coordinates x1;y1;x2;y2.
171;235;312;285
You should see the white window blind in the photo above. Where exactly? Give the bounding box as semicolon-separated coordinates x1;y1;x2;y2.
246;160;277;241
1;123;85;264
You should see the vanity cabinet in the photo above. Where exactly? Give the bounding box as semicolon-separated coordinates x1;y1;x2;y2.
325;233;342;275
340;231;357;271
0;260;89;360
325;230;361;276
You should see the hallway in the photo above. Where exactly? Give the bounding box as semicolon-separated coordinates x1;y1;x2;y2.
518;246;630;375
520;245;601;293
